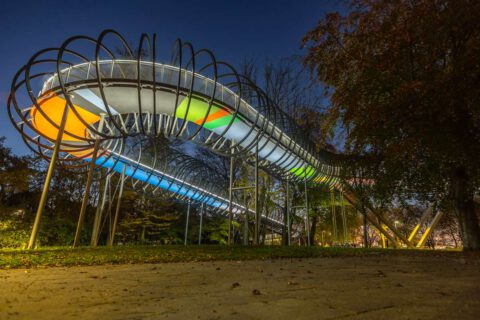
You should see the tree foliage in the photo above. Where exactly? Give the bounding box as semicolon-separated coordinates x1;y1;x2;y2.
303;0;480;249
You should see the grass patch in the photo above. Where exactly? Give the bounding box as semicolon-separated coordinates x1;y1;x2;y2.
0;245;468;269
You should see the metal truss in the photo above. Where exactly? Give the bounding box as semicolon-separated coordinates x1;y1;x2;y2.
8;30;349;247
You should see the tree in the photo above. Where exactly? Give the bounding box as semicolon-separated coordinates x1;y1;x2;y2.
240;56;335;148
0;137;31;204
303;0;480;250
116;187;185;244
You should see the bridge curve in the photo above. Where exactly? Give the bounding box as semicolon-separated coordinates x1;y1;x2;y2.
8;30;345;225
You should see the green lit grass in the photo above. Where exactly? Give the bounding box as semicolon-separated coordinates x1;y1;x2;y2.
0;245;466;269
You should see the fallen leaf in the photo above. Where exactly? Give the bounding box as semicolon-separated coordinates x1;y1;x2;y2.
377;270;386;277
252;289;261;295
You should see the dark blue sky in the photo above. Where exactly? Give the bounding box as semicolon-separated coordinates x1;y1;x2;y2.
0;0;345;155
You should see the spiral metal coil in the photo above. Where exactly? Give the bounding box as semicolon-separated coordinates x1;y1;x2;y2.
8;30;344;228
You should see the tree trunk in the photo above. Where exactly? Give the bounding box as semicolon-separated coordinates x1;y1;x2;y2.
309;215;317;246
243;195;249;246
282;187;288;245
261;210;267;246
363;209;369;248
452;167;480;251
140;225;146;242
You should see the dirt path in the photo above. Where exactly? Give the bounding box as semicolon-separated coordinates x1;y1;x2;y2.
1;254;479;319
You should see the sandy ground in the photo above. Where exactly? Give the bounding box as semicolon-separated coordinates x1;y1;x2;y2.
1;254;479;320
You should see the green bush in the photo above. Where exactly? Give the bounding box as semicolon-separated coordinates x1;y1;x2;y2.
0;217;29;249
0;211;81;248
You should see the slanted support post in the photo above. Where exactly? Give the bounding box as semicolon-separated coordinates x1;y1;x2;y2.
343;191;412;248
343;192;400;247
408;206;432;243
108;165;126;246
369;214;398;248
380;223;387;248
184;201;191;246
416;211;444;248
369;207;412;247
73;114;106;247
27;105;69;250
198;203;204;245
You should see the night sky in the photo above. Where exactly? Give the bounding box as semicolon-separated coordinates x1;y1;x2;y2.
0;0;345;155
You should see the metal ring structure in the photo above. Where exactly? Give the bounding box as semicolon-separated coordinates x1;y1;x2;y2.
8;30;345;230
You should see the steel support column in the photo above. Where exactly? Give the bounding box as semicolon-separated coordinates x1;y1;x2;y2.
286;179;291;246
254;143;259;245
270;214;274;245
106;177;113;243
227;143;234;245
304;180;310;246
27;106;69;250
331;191;338;243
90;173;110;246
340;192;348;243
108;165;126;246
293;208;297;244
184;201;191;246
198;203;204;245
73;114;106;247
243;195;249;245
